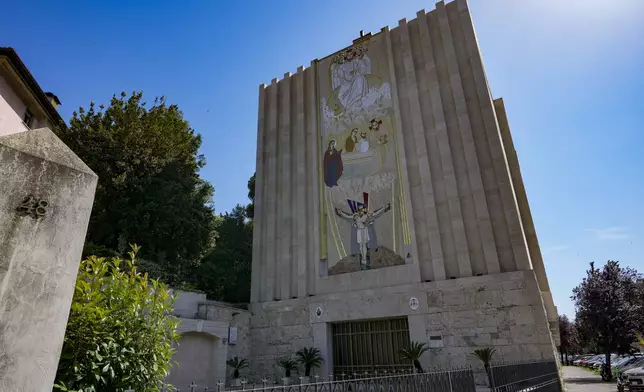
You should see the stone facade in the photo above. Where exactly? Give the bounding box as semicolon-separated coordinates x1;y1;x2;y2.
250;270;553;380
250;0;559;383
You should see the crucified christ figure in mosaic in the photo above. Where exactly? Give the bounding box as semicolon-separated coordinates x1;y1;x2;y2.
335;201;391;269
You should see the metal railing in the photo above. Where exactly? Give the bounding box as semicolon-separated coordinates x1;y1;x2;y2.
489;360;561;392
157;367;476;392
331;364;415;375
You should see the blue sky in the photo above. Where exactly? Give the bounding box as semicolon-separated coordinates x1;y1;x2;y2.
1;0;642;318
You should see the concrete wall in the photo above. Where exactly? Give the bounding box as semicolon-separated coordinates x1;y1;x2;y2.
0;127;97;392
251;0;552;304
198;303;251;364
167;291;252;388
493;98;559;345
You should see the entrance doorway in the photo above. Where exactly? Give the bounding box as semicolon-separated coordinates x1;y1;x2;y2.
331;317;411;375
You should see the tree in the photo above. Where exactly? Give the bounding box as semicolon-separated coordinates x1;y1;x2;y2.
399;341;429;373
246;172;256;219
55;91;216;285
572;261;643;380
558;315;573;363
54;247;180;392
295;347;324;377
190;205;252;302
566;321;583;355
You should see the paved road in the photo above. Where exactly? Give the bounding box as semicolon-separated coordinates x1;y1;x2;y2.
563;366;616;392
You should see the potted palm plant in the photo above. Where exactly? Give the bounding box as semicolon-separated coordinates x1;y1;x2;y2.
279;357;299;384
399;341;429;373
226;356;249;386
473;347;496;390
295;347;324;382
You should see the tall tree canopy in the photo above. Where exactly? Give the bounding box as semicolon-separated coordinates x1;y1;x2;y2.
55;92;216;284
186;171;255;303
191;205;252;303
572;260;643;378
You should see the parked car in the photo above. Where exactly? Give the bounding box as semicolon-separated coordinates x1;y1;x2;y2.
575;354;597;366
584;355;604;368
613;356;641;372
593;354;619;370
622;366;644;392
617;358;644;392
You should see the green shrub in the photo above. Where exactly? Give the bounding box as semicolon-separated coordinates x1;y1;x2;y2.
54;246;180;392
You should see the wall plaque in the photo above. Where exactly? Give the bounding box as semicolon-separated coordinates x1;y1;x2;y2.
229;326;238;345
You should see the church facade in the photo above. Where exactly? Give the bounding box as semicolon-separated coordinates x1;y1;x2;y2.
250;0;559;378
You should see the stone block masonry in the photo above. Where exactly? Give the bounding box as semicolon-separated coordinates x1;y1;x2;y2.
250;301;313;378
250;270;555;378
0;127;98;392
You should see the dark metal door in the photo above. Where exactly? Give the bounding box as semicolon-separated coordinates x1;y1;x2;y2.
331;317;411;375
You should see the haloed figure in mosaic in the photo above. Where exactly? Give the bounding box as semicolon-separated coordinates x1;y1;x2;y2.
334;201;391;269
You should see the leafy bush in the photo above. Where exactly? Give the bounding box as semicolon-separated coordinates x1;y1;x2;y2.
54;247;180;392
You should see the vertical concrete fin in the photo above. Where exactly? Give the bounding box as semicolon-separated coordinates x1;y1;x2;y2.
384;26;421;280
278;73;292;300
435;1;472;278
415;7;449;282
263;82;279;301
305;62;321;294
398;15;442;283
495;97;551;300
251;84;267;303
446;2;500;275
425;8;462;279
458;3;531;271
294;70;308;298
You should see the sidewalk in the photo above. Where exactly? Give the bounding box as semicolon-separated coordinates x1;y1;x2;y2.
563;366;615;392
